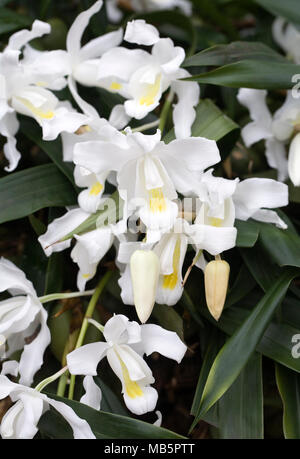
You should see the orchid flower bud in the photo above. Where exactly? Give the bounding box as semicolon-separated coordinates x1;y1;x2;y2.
288;132;300;187
204;259;230;321
130;250;160;323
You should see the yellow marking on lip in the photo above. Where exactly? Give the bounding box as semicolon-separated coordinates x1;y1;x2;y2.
89;182;103;196
209;217;222;227
82;274;91;279
162;238;181;290
139;74;161;107
149;187;166;213
17;97;54;119
118;356;143;399
110;81;122;91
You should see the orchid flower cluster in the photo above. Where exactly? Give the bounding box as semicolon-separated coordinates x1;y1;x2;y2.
0;1;292;440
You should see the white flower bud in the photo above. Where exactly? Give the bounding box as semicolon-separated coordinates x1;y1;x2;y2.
130;250;160;323
204;259;230;321
288;132;300;187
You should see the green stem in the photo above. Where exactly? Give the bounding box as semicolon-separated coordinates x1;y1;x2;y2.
132;120;160;133
57;370;69;397
39;289;95;304
158;89;174;135
68;271;112;400
35;366;68;393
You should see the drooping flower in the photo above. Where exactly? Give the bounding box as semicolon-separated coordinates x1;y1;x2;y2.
0;258;50;386
97;19;199;138
38;204;126;291
67;314;187;415
0;374;95;439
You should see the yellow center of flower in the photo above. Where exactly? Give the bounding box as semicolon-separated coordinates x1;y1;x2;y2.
118;357;143;399
17;97;54;119
89;182;103;196
162;238;181;290
110;81;122;91
139;74;161;106
82;274;91;279
209;217;223;227
149;187;166;213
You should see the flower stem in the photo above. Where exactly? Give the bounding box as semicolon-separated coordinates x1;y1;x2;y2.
39;289;95;304
68;271;112;400
57;370;69;397
132;119;160;133
35;366;68;393
158;89;174;135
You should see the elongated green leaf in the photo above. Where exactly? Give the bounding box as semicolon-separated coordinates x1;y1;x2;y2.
184;41;286;67
185;60;300;89
39;393;185;439
255;0;300;24
235;219;260;248
259;223;300;269
164;99;239;144
0;7;31;34
20;118;75;186
276;364;300;439
0;164;77;224
191;268;298;429
212;353;264;439
199;298;300;373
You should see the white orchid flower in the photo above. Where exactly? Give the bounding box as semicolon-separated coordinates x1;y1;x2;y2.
66;0;123;88
39;204;126;291
0;375;95;439
67;314;187;415
97;19;199;138
273;17;300;64
74;129;220;240
233;177;289;229
0;20;90;171
0;258;50;386
237;88;300;185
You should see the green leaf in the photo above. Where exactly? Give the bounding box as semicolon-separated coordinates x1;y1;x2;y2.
20;118;76;186
276;364;300;439
258;223;300;269
93;377;128;417
152;304;184;341
212;353;264;439
0;7;31;34
185;60;300;89
191;267;298;429
254;0;300;24
184;41;286;67
164;99;239;144
40;393;185;439
235;219;260;248
0;164;77;224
